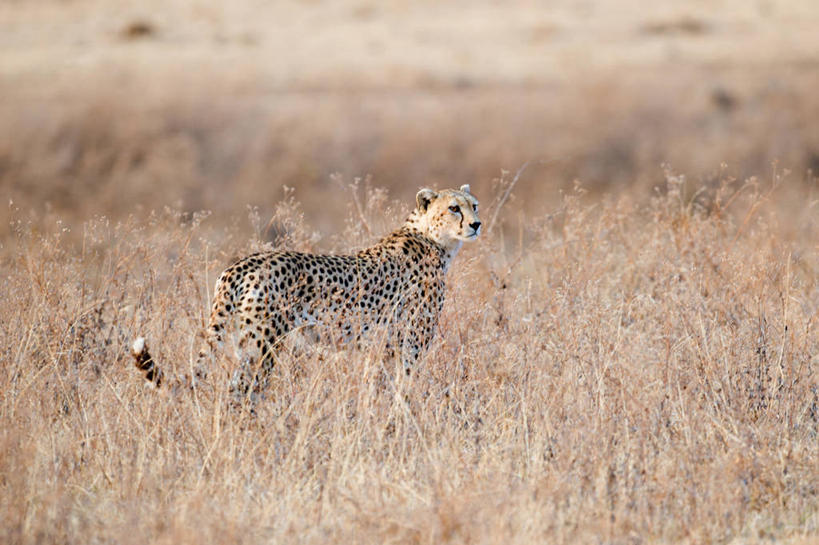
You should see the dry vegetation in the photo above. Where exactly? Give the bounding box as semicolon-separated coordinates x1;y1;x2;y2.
3;0;819;231
2;174;818;544
2;0;819;543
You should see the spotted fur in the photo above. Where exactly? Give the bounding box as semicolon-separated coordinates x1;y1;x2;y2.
132;185;481;394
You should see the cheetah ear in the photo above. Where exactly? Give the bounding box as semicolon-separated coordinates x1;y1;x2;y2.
460;184;471;194
416;188;438;212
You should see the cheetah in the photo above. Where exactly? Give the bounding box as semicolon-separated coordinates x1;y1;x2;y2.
132;185;481;393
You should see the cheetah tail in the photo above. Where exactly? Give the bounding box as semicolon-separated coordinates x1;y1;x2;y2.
131;337;164;387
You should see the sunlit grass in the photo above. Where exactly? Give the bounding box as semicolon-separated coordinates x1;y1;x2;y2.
1;175;817;544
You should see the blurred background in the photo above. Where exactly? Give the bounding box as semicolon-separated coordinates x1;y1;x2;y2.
2;0;818;233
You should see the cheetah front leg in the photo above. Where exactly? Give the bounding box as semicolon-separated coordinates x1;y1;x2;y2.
396;296;439;374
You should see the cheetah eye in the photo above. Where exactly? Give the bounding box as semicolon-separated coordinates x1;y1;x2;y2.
472;204;478;212
449;205;461;214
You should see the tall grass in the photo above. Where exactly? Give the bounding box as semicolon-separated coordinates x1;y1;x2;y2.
1;175;817;544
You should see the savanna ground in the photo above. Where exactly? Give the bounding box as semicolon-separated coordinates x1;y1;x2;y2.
1;1;818;543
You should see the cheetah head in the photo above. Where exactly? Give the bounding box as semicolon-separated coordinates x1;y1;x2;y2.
409;184;481;249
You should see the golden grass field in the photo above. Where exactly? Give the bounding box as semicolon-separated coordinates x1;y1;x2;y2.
1;1;818;543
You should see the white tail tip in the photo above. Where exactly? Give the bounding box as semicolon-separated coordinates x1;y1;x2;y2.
132;337;146;355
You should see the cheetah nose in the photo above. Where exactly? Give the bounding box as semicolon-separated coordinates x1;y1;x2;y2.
470;221;482;232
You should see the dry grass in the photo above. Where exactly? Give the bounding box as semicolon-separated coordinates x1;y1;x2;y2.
1;174;817;544
3;0;819;233
2;1;819;542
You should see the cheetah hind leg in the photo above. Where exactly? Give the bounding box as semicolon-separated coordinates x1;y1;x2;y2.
228;332;278;405
189;320;230;387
